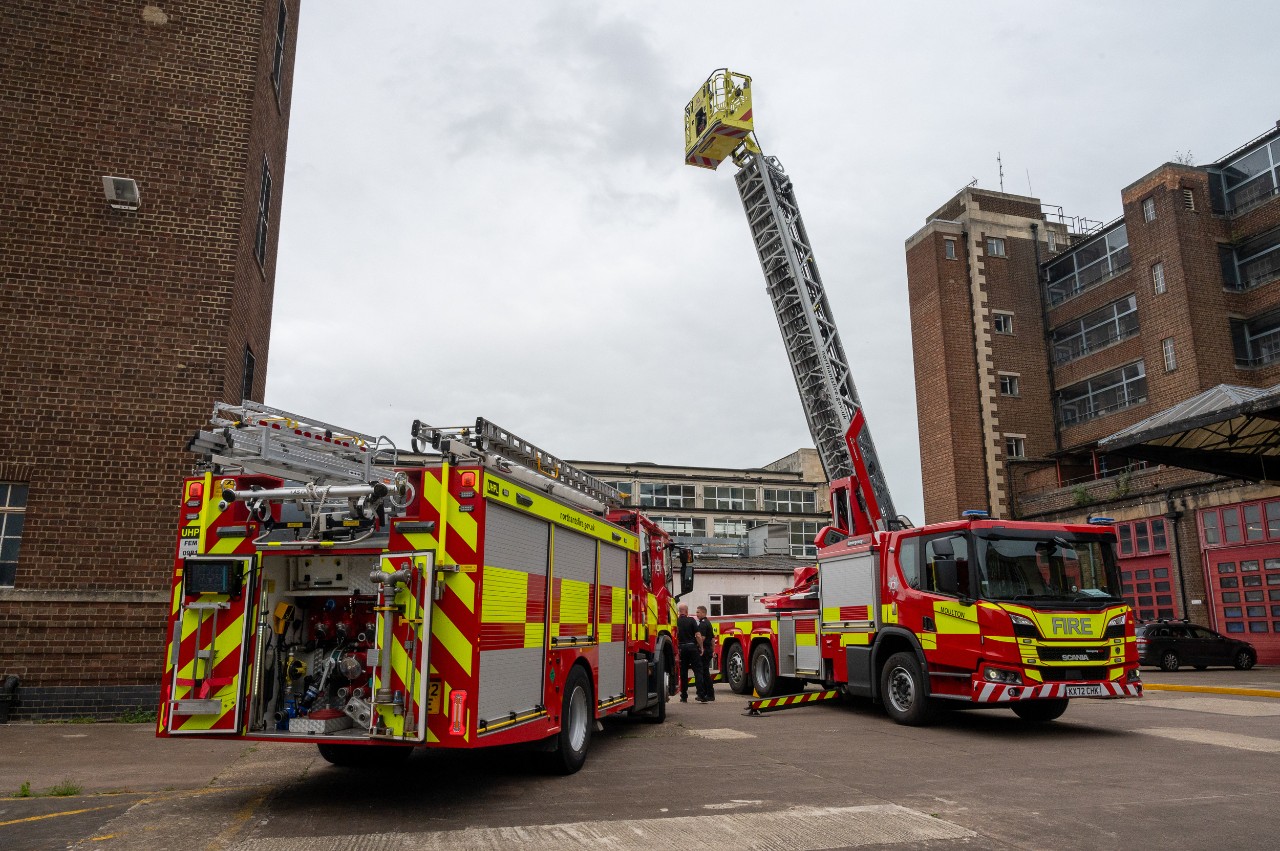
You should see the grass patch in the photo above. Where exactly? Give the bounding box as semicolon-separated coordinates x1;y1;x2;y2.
115;707;157;724
15;781;31;798
68;716;97;724
47;780;83;797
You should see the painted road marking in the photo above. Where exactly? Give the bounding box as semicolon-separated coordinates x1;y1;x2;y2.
0;805;118;828
685;727;756;740
233;804;974;850
1143;683;1280;699
1135;728;1280;753
702;799;763;810
1119;696;1280;717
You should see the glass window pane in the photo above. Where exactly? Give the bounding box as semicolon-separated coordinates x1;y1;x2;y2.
1135;569;1151;580
1225;607;1243;618
1244;575;1263;587
1249;622;1269;633
1153;568;1169;578
1151;519;1166;550
1245;505;1264;540
1226;622;1245;633
1223;508;1242;543
1218;562;1236;573
1118;525;1133;555
1267;502;1280;537
1223;591;1241;602
1242;560;1261;571
1221;577;1239;588
1246;591;1265;602
1135;522;1150;554
9;484;26;507
1202;511;1220;545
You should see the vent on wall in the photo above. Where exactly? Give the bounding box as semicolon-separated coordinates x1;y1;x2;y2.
1183;188;1196;212
101;176;140;211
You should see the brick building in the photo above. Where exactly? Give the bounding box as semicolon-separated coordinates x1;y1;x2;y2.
906;121;1280;661
0;1;299;717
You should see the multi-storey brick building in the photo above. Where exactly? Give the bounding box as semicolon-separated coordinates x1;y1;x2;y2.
0;2;299;717
906;121;1280;662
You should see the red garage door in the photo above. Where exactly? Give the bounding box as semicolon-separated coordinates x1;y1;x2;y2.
1199;500;1280;665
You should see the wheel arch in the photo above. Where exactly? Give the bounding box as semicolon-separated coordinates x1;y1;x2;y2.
870;627;930;701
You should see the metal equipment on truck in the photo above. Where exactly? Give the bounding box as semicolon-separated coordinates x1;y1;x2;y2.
685;69;1142;724
158;402;691;772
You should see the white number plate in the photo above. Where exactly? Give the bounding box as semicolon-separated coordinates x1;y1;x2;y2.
1065;684;1105;697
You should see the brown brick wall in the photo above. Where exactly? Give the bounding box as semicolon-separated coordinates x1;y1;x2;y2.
0;1;299;707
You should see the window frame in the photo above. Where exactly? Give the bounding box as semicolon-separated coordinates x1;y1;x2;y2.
1003;435;1026;459
270;1;288;100
763;488;817;514
1142;197;1156;222
1162;336;1177;372
992;311;1014;335
0;483;29;588
944;238;957;260
637;483;697;509
1152;261;1166;294
254;157;272;268
998;373;1020;397
986;237;1007;258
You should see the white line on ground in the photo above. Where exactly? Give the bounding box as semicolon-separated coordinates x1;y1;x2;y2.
232;804;975;851
1134;727;1280;753
1119;697;1280;716
685;727;757;739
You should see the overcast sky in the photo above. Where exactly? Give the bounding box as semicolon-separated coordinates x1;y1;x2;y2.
269;0;1279;524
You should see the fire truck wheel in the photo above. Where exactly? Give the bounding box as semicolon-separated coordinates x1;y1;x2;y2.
749;643;779;697
880;651;936;726
725;643;749;695
660;637;677;697
547;665;593;774
1011;698;1069;723
316;743;413;768
645;652;668;724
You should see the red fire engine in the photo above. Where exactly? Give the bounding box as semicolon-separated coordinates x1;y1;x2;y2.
158;403;690;771
686;70;1142;724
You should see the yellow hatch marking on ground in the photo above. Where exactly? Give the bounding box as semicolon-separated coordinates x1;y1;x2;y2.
204;790;270;851
0;805;117;828
1143;683;1280;699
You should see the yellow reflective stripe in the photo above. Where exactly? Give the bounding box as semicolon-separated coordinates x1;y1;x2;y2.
839;632;872;647
483;473;638;551
557;579;590;634
479;566;528;623
524;622;545;648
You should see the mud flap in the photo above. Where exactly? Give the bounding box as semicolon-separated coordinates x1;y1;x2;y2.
369;552;433;742
166;557;255;734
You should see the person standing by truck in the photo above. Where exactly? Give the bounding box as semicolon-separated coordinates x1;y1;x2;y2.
676;603;706;703
696;605;716;701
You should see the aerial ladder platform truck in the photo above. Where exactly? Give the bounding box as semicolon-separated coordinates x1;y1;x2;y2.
158;402;691;772
685;70;1141;724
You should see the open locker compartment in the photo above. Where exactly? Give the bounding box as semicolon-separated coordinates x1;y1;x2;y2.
247;551;433;743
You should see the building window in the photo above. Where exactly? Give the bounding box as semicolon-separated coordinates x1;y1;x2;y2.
650;515;705;538
1220;228;1280;292
1152;262;1166;294
709;593;750;617
1047;230;1057;252
600;480;632;504
1143;197;1156;222
1049;294;1138;365
255;158;272;267
1231;311;1280;367
1004;435;1025;459
789;521;820;558
1043;223;1130;306
271;1;288;98
1056;361;1147;427
992;311;1013;335
1212;136;1280;214
714;518;748;539
242;345;256;402
998;374;1020;396
0;483;28;587
704;486;757;511
986;237;1006;257
638;483;696;509
1162;337;1177;372
944;238;956;260
763;489;816;514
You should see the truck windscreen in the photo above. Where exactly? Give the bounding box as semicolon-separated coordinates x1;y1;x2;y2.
973;534;1123;607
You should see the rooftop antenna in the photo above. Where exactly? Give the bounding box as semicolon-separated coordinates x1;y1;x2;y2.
997;152;1004;192
1026;168;1034;197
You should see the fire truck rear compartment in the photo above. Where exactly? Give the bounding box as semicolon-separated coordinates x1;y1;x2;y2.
249;554;384;740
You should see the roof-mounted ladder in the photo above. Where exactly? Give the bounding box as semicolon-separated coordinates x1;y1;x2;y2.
411;417;623;512
188;401;398;487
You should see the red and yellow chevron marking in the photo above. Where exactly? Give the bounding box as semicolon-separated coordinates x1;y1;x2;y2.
167;592;249;734
821;605;871;622
427;555;478;745
552;575;593;642
746;688;842;715
794;617;818;647
598;582;625;644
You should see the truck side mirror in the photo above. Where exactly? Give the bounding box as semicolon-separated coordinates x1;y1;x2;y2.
935;558;959;595
680;549;694;597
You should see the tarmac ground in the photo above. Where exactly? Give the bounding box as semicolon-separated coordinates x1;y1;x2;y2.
3;665;1280;850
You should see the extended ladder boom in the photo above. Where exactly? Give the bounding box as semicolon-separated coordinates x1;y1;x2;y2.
685;69;898;531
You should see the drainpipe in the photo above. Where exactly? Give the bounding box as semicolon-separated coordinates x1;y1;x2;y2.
0;675;19;724
1165;492;1191;617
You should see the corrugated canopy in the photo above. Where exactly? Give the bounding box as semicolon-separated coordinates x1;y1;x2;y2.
1099;383;1280;481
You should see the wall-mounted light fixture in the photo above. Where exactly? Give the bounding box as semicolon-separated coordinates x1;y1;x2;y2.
101;175;140;211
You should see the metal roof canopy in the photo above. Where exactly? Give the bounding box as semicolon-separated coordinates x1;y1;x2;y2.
1098;382;1280;481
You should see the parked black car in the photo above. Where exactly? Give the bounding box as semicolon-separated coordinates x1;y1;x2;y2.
1136;621;1257;671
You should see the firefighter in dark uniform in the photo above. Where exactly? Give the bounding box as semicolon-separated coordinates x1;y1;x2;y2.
676;603;707;702
695;605;716;701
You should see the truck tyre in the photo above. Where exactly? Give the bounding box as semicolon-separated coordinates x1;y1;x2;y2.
660;637;677;697
316;743;413;768
725;642;749;695
645;653;667;724
1011;699;1069;723
1160;651;1181;672
749;643;779;697
546;665;593;775
879;651;936;726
